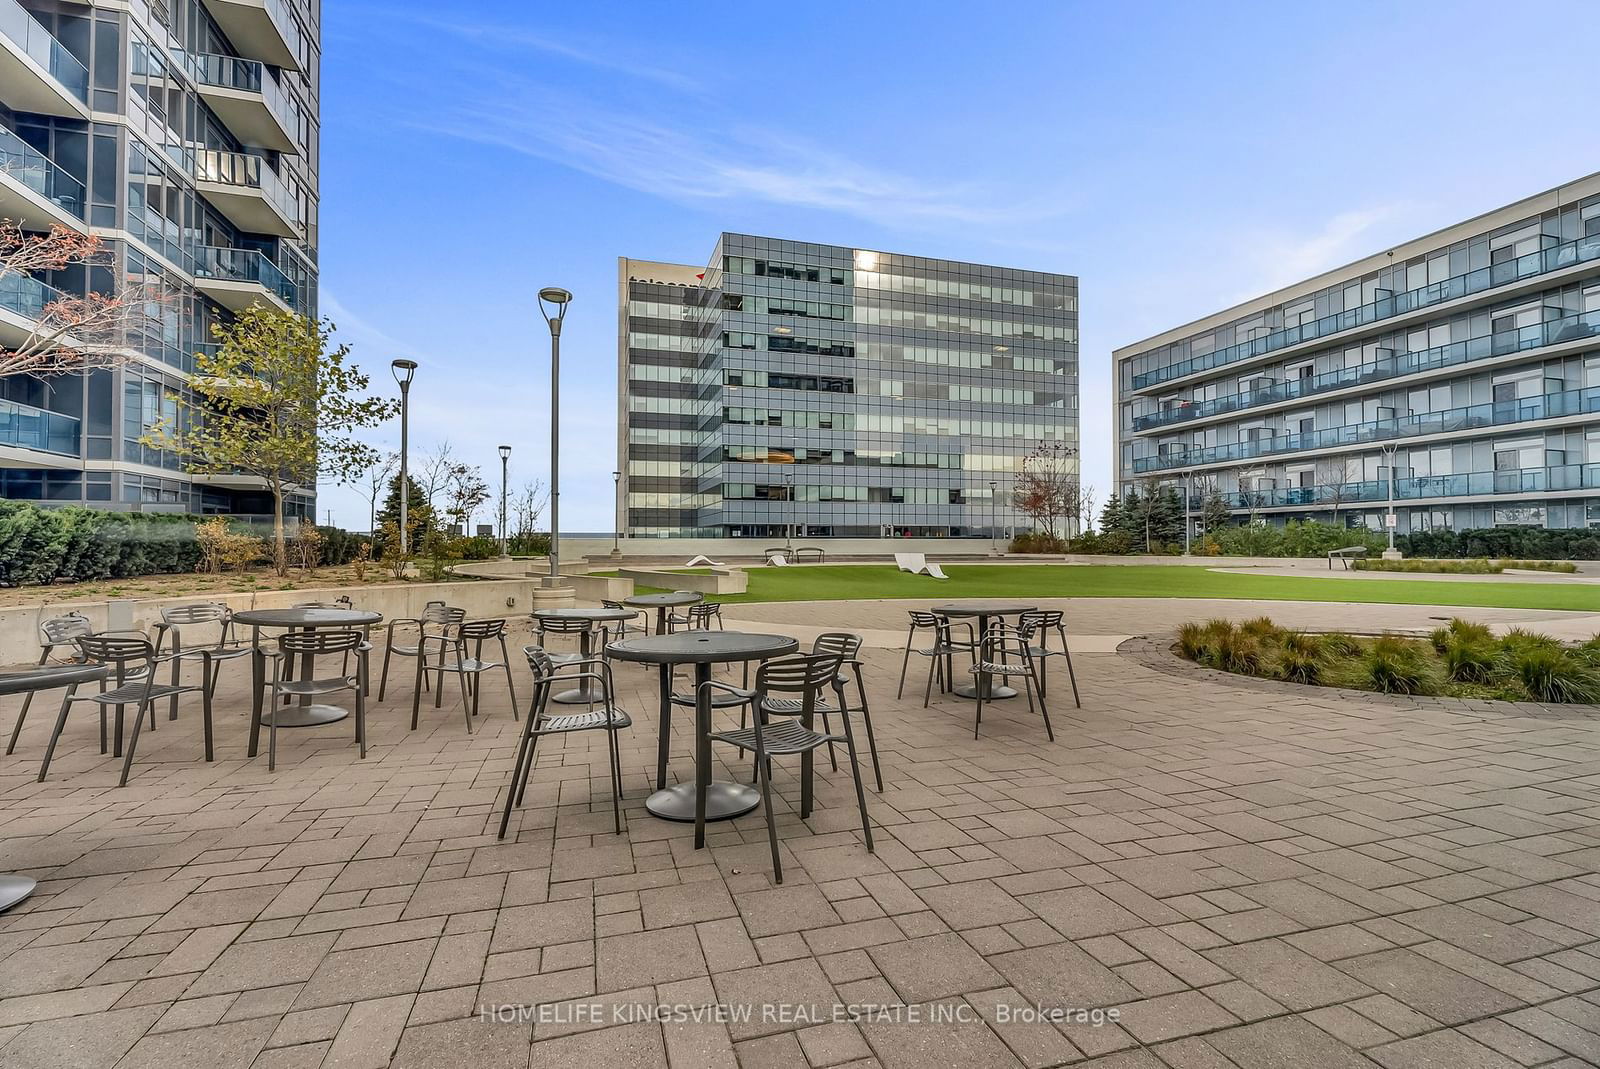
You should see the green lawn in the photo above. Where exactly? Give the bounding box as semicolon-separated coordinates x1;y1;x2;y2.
626;564;1600;612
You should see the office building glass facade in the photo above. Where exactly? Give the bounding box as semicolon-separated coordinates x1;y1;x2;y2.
621;235;1078;538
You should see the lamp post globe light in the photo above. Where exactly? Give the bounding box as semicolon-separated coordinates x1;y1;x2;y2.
783;469;795;550
498;445;511;559
1382;442;1400;559
537;287;572;581
390;360;418;555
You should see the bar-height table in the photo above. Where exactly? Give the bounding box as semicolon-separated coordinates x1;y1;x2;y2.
931;602;1036;699
607;631;797;838
234;607;382;744
0;664;109;911
532;606;638;703
622;591;703;635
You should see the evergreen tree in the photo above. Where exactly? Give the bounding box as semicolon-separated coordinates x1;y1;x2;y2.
1201;491;1232;533
1149;486;1185;548
1098;494;1124;538
374;474;429;555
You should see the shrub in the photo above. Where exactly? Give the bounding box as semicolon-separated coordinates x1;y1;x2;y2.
455;534;501;561
1275;632;1324;685
1238;616;1281;640
506;531;552;556
1320;631;1363;657
1399;527;1600;560
1362;636;1434;695
1354;558;1497;574
1211;628;1263;675
1512;647;1599;704
1428;627;1452;654
195;517;265;573
1009;531;1066;553
1499;628;1562;655
1443;640;1499;684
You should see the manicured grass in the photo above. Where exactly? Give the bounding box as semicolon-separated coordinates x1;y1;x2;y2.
625;564;1599;612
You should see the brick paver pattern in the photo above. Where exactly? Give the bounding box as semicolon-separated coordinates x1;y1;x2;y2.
1;596;1598;1069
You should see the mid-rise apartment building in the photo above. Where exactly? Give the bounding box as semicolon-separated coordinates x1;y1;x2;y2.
619;234;1078;538
0;0;319;517
1114;174;1600;535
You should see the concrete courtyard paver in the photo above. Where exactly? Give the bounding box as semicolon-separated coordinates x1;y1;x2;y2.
0;596;1597;1068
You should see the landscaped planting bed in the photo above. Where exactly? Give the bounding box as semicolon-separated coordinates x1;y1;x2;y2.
1177;616;1600;703
1351;558;1578;575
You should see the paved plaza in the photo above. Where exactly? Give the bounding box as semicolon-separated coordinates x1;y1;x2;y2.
1;597;1600;1068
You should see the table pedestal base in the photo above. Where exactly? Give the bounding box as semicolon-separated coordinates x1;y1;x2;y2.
0;873;36;913
646;781;760;822
264;704;348;728
953;682;1018;700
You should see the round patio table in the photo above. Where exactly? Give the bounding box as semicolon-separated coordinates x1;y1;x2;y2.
607;631;798;837
0;664;108;911
532;606;638;704
623;591;703;635
234;607;382;730
931;602;1036;700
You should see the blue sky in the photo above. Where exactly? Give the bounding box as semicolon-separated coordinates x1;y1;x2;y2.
315;0;1600;533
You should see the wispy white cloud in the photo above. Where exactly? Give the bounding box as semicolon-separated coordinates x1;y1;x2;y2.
410;97;1065;229
321;290;430;365
379;12;703;94
1232;203;1413;299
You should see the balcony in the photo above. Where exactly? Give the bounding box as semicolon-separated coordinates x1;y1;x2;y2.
0;124;84;229
1132;308;1600;433
0;269;65;345
178;51;299;154
199;0;303;71
0;397;79;458
1208;463;1600;512
192;245;297;312
1133;384;1600;474
1130;231;1600;392
0;0;87;117
195;150;302;238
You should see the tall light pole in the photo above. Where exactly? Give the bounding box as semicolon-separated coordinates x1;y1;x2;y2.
498;444;511;559
537;287;572;581
1382;442;1398;556
611;470;622;557
989;480;998;553
783;469;795;550
1183;473;1192;554
391;359;417;555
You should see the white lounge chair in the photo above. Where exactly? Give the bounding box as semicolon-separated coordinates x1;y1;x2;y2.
894;552;948;579
685;555;725;567
767;553;790;567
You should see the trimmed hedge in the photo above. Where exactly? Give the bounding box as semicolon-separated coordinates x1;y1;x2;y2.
1399;527;1600;561
0;500;368;586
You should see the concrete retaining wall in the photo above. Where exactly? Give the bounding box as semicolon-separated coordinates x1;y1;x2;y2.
616;568;747;595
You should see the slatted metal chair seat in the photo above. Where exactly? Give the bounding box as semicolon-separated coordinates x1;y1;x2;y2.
710;717;839;757
969;659;1039;676
89;678;197;704
538;707;633;733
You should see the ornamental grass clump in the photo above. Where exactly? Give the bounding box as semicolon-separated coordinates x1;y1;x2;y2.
1177;621;1210;661
1238;616;1281;640
1275;631;1324;685
1320;631;1363;658
1209;626;1263;675
1361;636;1435;695
1443;638;1499;684
1513;647;1600;704
1446;618;1494;645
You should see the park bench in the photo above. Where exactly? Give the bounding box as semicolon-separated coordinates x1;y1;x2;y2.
794;546;826;563
1328;546;1369;570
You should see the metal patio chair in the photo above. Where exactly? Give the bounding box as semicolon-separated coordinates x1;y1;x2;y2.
896;610;974;706
256;629;368;772
414;617;519;733
38;635;208;786
702;653;874;884
377;604;464;700
153;602;253;722
970;624;1052;742
8;612;140;756
1017;609;1081;708
498;647;630;839
668;601;724;632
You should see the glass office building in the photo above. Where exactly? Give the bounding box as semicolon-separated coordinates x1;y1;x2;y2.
0;0;319;518
619;235;1078;538
1114;173;1600;535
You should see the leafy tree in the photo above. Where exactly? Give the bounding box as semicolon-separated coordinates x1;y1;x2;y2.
145;308;399;575
1201;490;1233;533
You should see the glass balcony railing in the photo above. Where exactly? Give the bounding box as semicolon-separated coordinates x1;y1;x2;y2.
1131;231;1600;391
194;245;298;308
1134;384;1600;474
1206;463;1600;511
195;149;302;230
1133;308;1600;432
0;0;87;101
178;50;302;144
0;268;65;320
0;397;80;456
0;124;84;218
